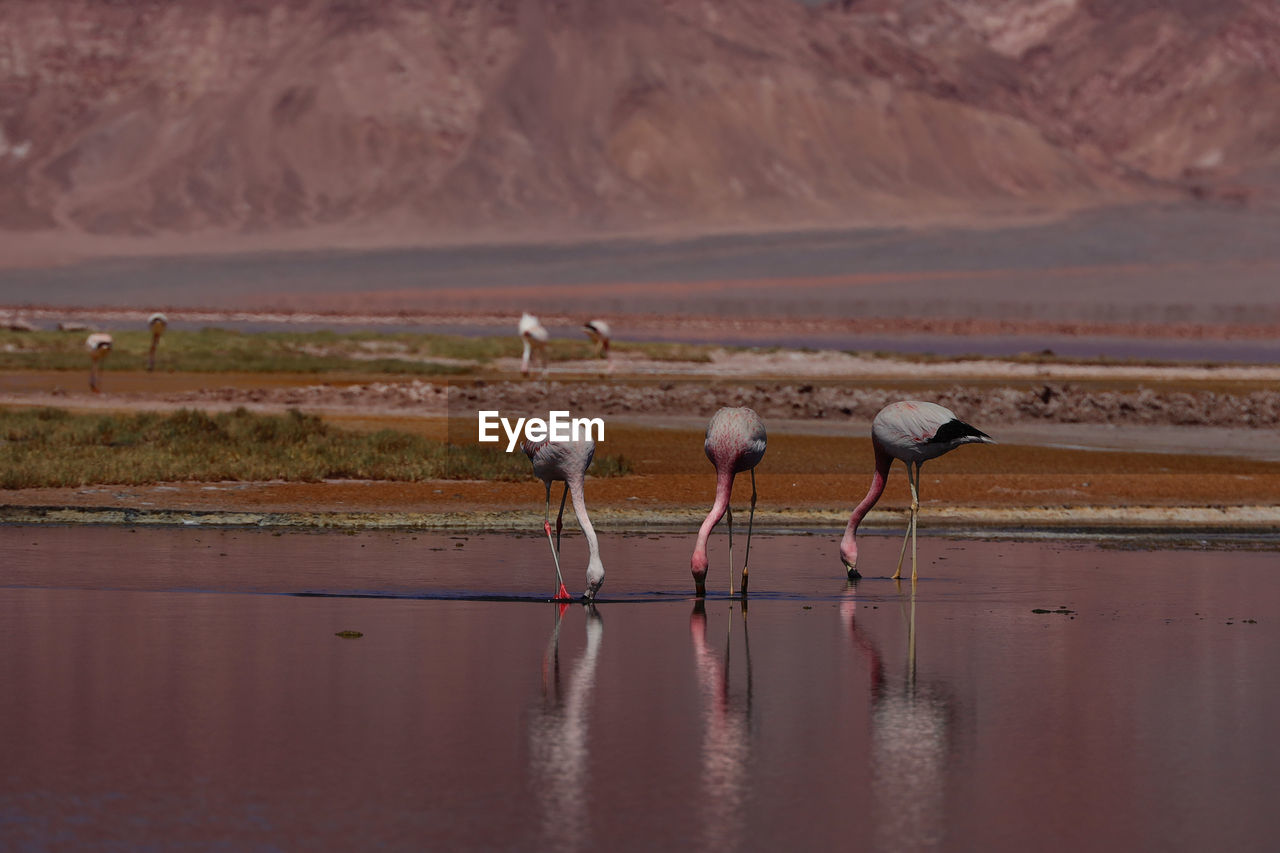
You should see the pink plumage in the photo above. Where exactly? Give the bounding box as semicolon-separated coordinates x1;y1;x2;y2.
691;407;767;597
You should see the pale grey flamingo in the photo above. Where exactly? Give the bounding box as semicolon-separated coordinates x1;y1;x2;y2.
519;312;550;376
691;407;767;597
85;333;113;393
840;401;993;581
146;312;167;371
524;437;605;601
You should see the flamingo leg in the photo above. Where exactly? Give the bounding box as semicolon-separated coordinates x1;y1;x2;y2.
892;465;911;580
727;502;734;598
910;462;921;582
543;482;570;600
555;482;569;554
893;462;921;580
741;468;757;596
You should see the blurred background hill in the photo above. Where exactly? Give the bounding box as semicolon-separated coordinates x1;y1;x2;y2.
2;0;1278;250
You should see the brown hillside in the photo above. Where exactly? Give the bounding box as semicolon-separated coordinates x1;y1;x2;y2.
0;0;1276;244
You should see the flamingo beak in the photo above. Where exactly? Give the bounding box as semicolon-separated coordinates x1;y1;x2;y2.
842;555;861;580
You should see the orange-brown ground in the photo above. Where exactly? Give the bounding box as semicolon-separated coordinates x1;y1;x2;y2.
5;363;1280;529
4;422;1278;523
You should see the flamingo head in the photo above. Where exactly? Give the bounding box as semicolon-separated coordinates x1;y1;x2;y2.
840;540;861;580
691;550;709;597
584;555;605;601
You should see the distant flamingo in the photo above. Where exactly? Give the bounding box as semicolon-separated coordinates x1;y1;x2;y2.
582;319;611;364
519;313;550;376
85;333;113;393
524;437;605;601
691;407;767;597
840;401;993;581
146;312;167;371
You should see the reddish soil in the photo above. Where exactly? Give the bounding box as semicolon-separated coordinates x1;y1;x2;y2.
4;424;1279;522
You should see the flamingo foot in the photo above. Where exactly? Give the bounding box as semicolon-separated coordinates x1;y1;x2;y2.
554;582;572;601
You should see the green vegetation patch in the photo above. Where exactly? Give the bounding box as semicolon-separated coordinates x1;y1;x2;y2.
0;327;714;374
0;407;631;489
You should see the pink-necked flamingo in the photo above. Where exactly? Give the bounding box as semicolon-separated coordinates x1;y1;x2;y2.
691;407;767;597
524;437;605;601
519;313;550;376
841;401;993;581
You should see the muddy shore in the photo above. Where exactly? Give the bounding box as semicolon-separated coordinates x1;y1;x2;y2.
5;344;1280;531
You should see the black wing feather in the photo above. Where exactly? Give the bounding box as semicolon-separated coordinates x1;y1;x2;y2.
929;419;990;445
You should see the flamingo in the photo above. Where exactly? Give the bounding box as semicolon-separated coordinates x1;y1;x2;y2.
582;319;611;361
524;437;605;601
691;407;767;597
85;333;113;393
840;401;993;581
519;312;550;376
146;312;167;371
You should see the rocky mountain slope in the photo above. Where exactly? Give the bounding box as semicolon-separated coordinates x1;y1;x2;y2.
1;0;1277;243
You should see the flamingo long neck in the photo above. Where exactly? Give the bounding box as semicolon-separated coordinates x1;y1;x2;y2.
568;476;599;564
692;467;734;569
521;338;532;371
840;441;893;562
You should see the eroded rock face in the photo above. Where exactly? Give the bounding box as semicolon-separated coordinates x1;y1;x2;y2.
1;0;1277;240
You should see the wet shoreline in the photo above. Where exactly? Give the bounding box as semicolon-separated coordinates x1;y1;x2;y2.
4;502;1280;539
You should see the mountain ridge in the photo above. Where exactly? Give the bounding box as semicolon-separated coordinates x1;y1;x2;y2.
1;0;1276;246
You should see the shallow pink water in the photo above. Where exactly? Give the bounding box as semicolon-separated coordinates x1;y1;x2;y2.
1;526;1278;851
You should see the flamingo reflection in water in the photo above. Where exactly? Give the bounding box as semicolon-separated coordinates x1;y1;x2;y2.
530;603;604;853
843;581;951;850
690;601;753;853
